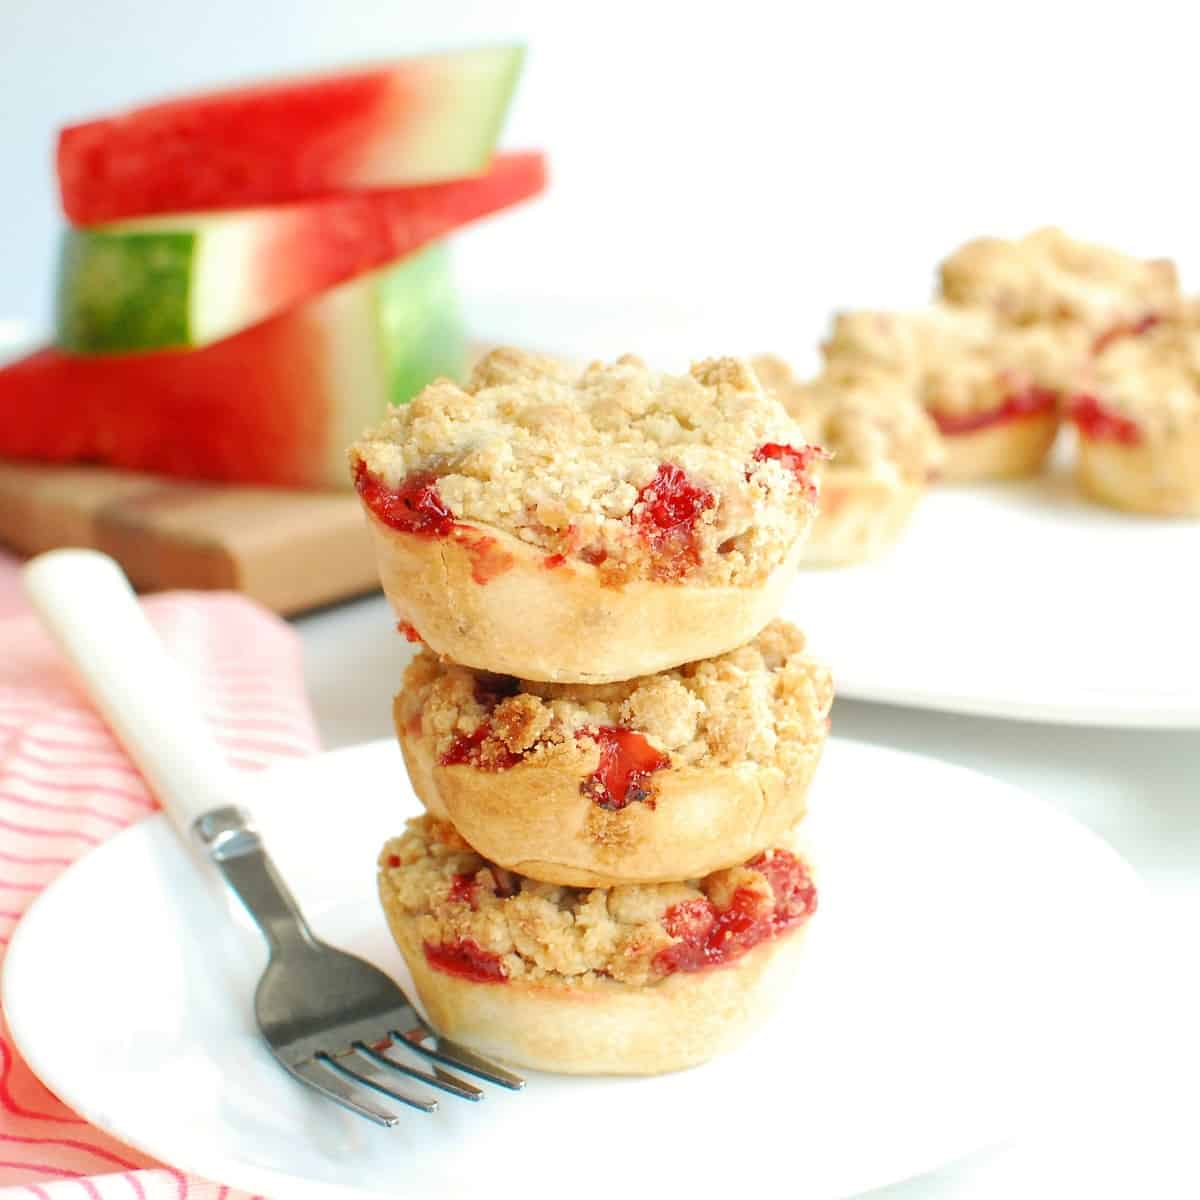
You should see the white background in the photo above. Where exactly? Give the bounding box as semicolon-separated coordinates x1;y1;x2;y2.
3;0;1199;353
4;2;1199;1196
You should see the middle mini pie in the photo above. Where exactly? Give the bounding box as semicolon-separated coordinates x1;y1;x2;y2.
394;619;832;887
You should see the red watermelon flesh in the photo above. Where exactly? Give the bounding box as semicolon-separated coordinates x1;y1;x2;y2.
56;151;546;353
0;248;465;489
256;151;544;315
0;335;331;489
58;45;525;223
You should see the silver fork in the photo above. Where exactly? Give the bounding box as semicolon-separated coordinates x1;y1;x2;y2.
24;549;523;1126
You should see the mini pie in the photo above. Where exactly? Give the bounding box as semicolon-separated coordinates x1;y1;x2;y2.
822;305;1086;480
752;356;942;563
1066;323;1200;516
939;226;1180;346
350;348;824;683
378;815;817;1075
394;620;832;887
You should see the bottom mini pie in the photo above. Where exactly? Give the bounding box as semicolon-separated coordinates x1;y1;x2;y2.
394;620;832;886
378;816;817;1075
1067;323;1200;516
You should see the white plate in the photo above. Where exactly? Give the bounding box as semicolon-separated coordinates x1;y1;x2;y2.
781;455;1200;728
480;301;1199;730
3;738;1149;1199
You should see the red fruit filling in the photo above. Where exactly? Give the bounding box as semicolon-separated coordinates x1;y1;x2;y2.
752;442;822;502
1093;313;1160;355
396;621;423;643
1067;395;1142;445
423;938;506;983
355;461;456;536
439;722;522;771
931;387;1058;436
448;872;480;909
580;726;670;810
355;462;512;583
654;849;817;974
543;552;567;569
631;463;715;579
455;531;515;584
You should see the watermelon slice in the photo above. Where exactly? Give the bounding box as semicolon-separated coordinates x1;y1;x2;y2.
58;45;525;224
55;151;545;354
0;245;463;489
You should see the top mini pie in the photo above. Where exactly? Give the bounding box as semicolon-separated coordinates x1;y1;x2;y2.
939;227;1180;340
351;349;824;682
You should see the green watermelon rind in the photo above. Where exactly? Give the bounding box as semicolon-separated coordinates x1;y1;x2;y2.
313;243;466;487
56;228;197;354
376;241;466;406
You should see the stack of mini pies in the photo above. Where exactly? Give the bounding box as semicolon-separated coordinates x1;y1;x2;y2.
349;349;833;1075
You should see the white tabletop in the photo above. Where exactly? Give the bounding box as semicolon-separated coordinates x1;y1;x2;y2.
296;593;1199;1199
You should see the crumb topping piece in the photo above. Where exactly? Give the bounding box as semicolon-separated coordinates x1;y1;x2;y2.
399;618;833;786
351;348;823;586
821;305;1087;421
752;355;943;479
381;816;816;987
1070;323;1200;442
939;227;1180;333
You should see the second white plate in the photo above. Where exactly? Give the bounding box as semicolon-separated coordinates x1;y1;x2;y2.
783;460;1200;727
3;738;1151;1199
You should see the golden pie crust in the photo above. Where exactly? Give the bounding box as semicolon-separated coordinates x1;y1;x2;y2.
387;906;810;1075
393;622;832;885
938;410;1061;481
364;508;811;682
1075;434;1200;516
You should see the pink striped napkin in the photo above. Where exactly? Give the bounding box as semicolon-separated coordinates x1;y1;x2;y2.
0;550;321;1200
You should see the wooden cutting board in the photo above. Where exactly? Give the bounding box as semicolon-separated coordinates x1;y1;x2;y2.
0;459;380;615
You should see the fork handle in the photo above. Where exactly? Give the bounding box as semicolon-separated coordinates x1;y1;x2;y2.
23;549;243;842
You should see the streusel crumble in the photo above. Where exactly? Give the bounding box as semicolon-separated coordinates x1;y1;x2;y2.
351;348;822;587
752;355;943;480
939;227;1180;336
1070;323;1200;443
822;305;1086;424
399;619;832;793
379;815;816;988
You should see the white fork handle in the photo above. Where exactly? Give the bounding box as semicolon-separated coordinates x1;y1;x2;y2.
23;548;242;842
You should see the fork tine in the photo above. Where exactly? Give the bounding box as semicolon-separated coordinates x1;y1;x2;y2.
353;1042;483;1102
393;1029;525;1090
289;1059;400;1127
317;1051;438;1114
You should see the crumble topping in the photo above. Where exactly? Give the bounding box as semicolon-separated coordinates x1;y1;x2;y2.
380;815;812;987
1075;323;1200;440
939;227;1180;332
822;305;1087;419
398;619;832;783
351;348;822;586
752;355;943;479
